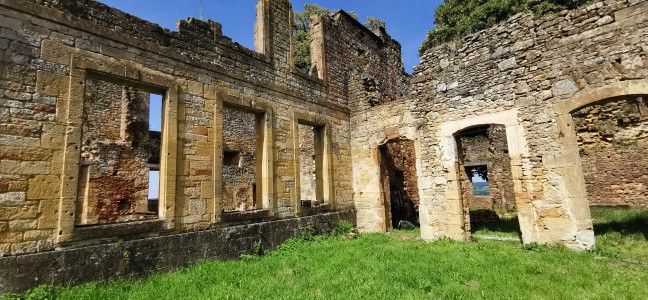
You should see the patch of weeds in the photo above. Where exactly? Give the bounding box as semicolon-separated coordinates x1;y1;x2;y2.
253;241;262;256
2;285;57;300
298;221;316;241
333;221;359;238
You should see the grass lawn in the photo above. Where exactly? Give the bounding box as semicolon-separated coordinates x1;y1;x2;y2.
4;207;648;299
472;215;522;238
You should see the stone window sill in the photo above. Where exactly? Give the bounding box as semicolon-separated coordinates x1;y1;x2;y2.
70;219;165;242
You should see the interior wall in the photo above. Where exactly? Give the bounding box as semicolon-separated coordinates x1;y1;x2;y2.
77;77;157;225
222;107;258;212
298;123;316;202
572;96;648;207
456;125;515;212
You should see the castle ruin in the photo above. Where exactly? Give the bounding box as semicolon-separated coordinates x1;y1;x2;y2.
0;0;646;292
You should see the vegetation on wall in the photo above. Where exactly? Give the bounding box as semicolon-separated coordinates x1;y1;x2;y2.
419;0;589;55
293;4;387;73
293;4;330;73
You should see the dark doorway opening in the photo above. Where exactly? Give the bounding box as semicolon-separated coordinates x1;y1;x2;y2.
379;139;420;230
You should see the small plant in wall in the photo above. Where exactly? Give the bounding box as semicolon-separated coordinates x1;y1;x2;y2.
299;221;316;241
334;221;359;239
253;241;263;256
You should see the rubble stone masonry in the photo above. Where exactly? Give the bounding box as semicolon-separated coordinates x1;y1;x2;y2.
0;0;404;292
573;96;647;207
404;0;648;249
0;0;647;293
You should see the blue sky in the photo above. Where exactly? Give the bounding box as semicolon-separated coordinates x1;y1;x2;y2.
98;0;443;73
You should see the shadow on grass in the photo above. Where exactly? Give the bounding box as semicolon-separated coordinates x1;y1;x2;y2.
592;208;648;239
471;217;522;236
469;210;521;237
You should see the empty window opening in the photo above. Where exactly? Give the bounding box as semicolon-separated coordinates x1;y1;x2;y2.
379;139;420;230
298;123;317;203
222;106;262;212
292;8;317;74
455;125;519;239
298;122;328;206
76;76;164;225
223;150;242;167
148;170;160;214
467;165;490;197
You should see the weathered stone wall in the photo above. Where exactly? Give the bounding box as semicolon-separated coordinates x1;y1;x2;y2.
311;11;413;233
408;0;648;249
573;96;648;207
222;107;257;212
311;11;409;110
0;0;405;291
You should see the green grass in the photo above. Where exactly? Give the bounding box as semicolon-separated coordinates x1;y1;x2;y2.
5;208;648;300
472;215;522;238
590;207;648;265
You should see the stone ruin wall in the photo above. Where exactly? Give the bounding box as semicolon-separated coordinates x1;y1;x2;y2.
573;96;648;207
407;0;648;248
1;0;648;293
310;11;413;233
0;0;408;292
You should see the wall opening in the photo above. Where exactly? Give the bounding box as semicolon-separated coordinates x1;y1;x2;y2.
572;95;648;208
378;139;419;230
455;125;519;238
571;95;648;240
223;151;242;167
467;165;491;197
222;106;263;212
76;76;164;225
298;122;327;206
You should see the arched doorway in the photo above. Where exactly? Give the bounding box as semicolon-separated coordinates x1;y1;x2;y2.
421;109;535;244
571;95;647;208
553;80;648;249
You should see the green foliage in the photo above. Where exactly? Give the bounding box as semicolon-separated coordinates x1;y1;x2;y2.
364;16;386;31
292;4;386;73
419;0;589;55
292;4;331;73
252;241;262;256
2;285;57;300
7;208;647;299
461;134;488;142
298;221;316;241
333;220;356;236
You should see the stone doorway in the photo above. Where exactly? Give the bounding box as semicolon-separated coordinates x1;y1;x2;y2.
454;125;519;239
379;139;420;230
